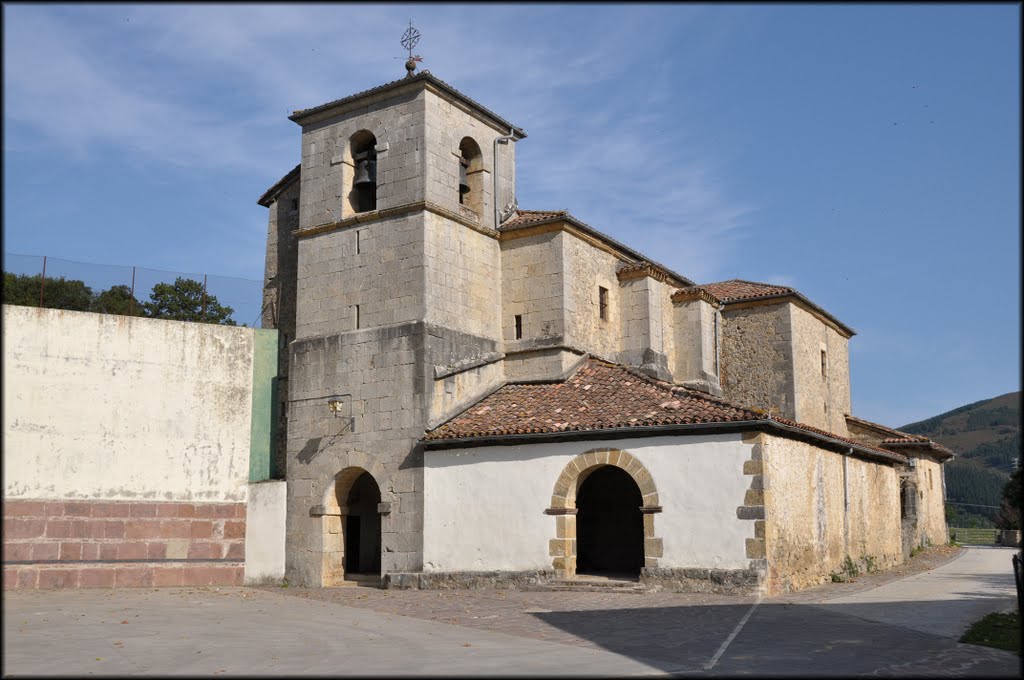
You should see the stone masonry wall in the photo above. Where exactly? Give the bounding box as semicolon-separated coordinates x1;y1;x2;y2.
789;303;851;434
423;211;502;340
914;455;948;548
672;298;720;392
424;88;517;230
298;88;426;230
285;323;425;586
720;303;795;419
262;180;300;478
500;231;565;342
762;434;901;595
617;276;671;381
294;214;425;340
562;232;623;361
4;499;245;590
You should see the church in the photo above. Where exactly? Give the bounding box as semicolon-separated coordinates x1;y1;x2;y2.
257;61;953;596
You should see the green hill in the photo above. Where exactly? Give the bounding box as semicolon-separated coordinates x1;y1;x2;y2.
900;391;1020;528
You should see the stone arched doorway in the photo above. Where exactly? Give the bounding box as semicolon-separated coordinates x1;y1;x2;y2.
322;466;385;586
576;466;644;576
547;448;662;579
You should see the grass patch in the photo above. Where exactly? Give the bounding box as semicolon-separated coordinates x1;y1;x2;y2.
959;611;1020;653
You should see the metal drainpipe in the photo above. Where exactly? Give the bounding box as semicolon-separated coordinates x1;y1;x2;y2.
493;128;516;230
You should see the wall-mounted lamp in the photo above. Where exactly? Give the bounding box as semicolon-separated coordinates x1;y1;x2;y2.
325;395;354;434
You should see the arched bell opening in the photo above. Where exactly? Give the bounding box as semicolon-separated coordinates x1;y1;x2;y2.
576;465;644;577
349;130;378;214
458;136;483;217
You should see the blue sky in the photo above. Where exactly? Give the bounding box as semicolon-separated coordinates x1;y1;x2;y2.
3;4;1020;427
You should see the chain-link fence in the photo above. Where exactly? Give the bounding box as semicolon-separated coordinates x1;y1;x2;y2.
3;253;267;328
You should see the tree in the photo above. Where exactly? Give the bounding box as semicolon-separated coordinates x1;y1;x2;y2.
994;466;1021;530
2;272;93;311
90;284;143;316
144;277;236;325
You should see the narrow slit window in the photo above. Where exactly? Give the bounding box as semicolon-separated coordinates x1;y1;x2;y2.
514;314;523;340
598;286;609;321
821;349;828;377
356;230;362;254
354;304;361;329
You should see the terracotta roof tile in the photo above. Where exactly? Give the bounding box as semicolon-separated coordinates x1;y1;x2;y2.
424;358;905;463
682;279;794;304
425;358;760;440
499;209;569;229
678;279;856;337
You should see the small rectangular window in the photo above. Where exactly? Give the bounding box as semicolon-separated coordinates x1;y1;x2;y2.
599;286;609;321
354;304;361;329
514;314;523;340
290;198;298;211
821;349;828;377
356;230;362;254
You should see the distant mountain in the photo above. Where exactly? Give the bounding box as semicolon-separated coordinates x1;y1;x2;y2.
899;391;1020;527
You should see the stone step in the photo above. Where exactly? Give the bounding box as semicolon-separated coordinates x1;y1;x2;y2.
534;578;647;593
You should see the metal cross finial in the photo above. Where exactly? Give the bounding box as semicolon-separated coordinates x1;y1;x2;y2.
401;19;423;77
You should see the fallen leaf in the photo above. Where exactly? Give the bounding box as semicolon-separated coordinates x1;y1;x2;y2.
463;643;471;647
120;620;128;624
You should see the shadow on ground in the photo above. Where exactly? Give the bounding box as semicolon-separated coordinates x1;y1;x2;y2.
531;599;1021;676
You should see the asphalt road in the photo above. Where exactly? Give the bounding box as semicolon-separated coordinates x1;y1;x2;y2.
2;546;1020;676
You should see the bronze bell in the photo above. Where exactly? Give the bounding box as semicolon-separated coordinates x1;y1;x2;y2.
354;153;376;186
458;157;470;194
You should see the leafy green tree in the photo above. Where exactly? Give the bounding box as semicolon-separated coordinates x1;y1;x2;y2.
995;466;1021;530
90;284;143;316
144;277;236;325
2;272;93;311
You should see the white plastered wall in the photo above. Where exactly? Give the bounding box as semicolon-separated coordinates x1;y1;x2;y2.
3;305;254;502
423;434;754;572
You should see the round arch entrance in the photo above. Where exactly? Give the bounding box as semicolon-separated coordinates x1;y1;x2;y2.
547;448;663;579
321;466;385;586
576;466;644;576
344;471;382;575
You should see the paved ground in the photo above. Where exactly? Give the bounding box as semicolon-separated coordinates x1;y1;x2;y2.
3;546;1020;676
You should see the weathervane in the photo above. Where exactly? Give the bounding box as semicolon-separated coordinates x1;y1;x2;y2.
401;19;423;77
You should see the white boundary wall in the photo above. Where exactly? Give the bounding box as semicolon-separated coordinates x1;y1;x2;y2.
3;305;254;502
423;434;754;572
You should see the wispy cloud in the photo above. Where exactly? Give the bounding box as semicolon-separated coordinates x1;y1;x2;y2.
4;4;754;280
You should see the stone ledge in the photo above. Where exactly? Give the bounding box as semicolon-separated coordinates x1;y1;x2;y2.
640;566;762;595
383;570;557;590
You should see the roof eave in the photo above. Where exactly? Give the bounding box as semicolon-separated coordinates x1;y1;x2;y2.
287;72;526;139
722;292;856;337
500;214;694;288
423;418;906;464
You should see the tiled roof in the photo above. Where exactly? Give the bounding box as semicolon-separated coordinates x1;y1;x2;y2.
257;164;301;207
288;71;526;139
845;414;927;442
880;437;956;459
424;358;906;463
688;279;794;304
845;414;955;459
679;279;856;337
499;209;694;287
500;209;570;229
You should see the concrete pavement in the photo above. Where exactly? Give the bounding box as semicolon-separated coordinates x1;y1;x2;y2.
2;547;1020;676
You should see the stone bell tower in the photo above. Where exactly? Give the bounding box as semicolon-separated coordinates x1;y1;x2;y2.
262;56;526;586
